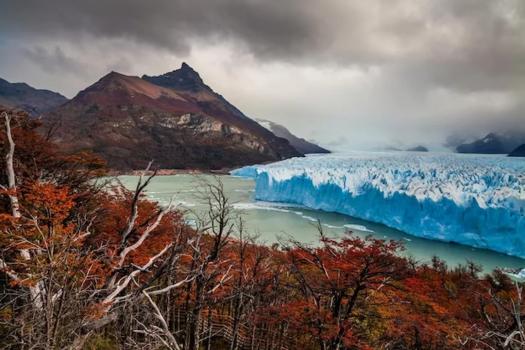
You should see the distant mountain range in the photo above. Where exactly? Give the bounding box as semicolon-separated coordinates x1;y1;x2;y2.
455;132;524;155
0;77;67;116
256;119;329;154
406;145;428;152
41;63;302;170
381;145;429;152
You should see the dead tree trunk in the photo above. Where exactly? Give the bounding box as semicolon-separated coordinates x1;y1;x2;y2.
1;111;44;309
2;111;20;218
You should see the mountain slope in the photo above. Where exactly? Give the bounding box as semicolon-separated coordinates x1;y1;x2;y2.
45;65;301;170
0;77;68;115
406;145;428;152
509;144;525;157
255;119;329;154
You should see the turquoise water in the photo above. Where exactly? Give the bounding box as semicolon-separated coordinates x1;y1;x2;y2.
117;174;525;272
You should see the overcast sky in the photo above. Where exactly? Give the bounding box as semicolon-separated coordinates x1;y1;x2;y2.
1;0;524;150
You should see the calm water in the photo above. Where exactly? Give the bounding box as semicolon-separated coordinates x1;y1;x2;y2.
117;174;525;272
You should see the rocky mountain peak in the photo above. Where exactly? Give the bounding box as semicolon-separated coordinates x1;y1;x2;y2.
142;62;207;92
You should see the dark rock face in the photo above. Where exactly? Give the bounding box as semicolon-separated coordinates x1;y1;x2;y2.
45;64;302;170
142;62;207;92
456;133;522;154
0;78;68;116
256;119;330;154
509;144;525;157
406;146;428;152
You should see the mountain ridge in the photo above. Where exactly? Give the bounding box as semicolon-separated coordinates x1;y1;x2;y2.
0;77;68;115
456;132;524;154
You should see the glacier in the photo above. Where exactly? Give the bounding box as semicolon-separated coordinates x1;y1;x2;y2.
232;152;525;258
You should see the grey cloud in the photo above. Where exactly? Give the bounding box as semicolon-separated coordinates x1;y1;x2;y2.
22;46;84;75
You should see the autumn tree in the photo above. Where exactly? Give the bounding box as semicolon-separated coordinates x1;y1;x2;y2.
0;108;193;349
284;227;407;350
467;272;525;349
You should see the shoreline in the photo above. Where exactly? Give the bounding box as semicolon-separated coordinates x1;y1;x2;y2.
109;168;233;176
108;159;281;177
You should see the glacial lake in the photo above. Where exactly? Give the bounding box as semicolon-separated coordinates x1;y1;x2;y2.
117;174;525;273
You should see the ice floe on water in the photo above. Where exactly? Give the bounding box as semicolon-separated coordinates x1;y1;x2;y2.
233;202;292;213
344;224;374;233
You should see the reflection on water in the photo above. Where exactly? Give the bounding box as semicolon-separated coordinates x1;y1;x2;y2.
116;174;525;272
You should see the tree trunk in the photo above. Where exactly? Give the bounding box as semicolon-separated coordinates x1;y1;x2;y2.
186;280;203;350
3;112;20;218
230;292;243;350
207;308;212;350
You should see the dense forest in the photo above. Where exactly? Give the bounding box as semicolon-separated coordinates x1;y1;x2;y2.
0;106;524;349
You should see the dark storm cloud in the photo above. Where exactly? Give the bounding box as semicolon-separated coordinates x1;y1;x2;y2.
0;0;523;149
1;0;524;93
0;0;318;59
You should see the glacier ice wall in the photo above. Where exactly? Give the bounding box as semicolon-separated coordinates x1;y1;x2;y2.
232;152;525;257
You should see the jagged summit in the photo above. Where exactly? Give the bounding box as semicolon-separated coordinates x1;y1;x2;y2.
142;62;208;92
180;62;199;74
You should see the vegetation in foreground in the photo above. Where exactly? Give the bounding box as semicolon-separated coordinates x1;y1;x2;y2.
0;107;524;350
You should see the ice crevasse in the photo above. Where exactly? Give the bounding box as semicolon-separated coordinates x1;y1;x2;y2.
232;152;525;258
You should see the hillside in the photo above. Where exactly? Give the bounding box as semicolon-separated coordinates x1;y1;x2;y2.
509;144;525;157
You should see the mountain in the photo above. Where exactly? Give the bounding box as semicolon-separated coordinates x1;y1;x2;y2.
141;63;283;140
255;119;330;154
382;146;402;152
406;145;428;152
509;144;525;157
44;64;302;170
456;133;524;154
0;77;68;116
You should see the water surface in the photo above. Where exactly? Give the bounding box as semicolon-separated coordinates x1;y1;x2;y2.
117;174;525;272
